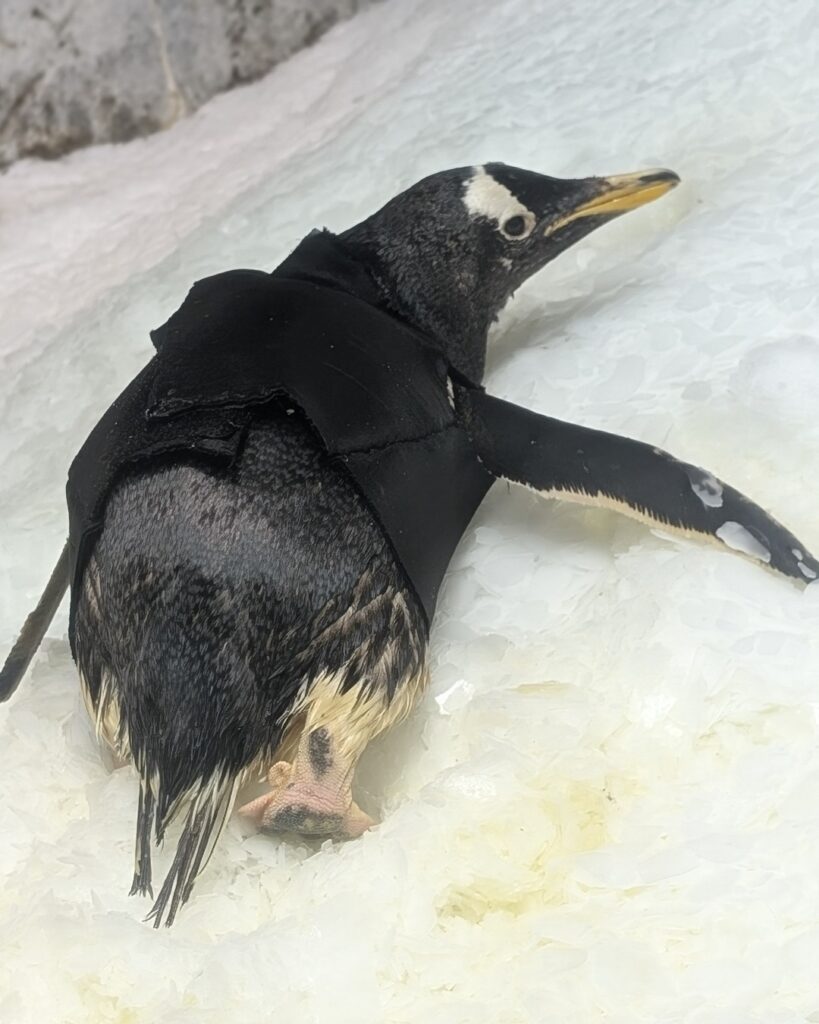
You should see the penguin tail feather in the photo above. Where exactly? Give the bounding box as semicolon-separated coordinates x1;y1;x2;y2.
138;768;240;928
79;653;243;927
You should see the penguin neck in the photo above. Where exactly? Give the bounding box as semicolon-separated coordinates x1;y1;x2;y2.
277;230;495;381
363;256;493;382
333;228;495;382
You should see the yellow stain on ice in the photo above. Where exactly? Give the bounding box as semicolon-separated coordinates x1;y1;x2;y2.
437;774;634;925
77;975;140;1024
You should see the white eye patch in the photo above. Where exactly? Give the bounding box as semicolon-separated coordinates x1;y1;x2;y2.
462;166;536;239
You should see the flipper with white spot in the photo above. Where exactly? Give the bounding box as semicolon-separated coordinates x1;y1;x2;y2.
458;388;819;584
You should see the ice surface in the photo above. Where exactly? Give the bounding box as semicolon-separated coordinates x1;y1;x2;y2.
2;0;819;1021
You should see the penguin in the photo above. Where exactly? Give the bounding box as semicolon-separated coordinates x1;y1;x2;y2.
2;163;817;928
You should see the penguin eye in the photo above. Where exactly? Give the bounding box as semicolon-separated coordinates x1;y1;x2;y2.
502;215;527;239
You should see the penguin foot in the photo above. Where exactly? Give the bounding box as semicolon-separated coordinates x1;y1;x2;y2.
239;768;374;838
238;729;375;840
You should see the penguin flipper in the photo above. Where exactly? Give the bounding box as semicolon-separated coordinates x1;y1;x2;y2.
458;389;819;585
0;541;70;702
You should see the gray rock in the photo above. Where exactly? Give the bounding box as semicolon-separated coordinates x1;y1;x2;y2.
0;0;374;168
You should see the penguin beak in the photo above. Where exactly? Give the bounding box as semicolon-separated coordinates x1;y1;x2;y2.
545;168;680;236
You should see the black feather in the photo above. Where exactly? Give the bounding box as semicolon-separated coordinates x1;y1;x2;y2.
75;403;426;920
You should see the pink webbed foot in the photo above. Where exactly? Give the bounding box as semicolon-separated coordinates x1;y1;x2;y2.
239;728;375;840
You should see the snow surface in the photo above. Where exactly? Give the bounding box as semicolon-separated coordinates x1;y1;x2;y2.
2;0;819;1020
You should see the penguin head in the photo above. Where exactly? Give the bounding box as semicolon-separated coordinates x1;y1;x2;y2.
341;163;679;380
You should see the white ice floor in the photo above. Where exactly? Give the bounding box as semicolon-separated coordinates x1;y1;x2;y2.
2;1;819;1021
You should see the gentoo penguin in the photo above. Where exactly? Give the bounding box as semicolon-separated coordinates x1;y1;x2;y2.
2;164;817;928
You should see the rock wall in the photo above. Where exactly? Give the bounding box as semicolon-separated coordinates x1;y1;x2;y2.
0;0;372;168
